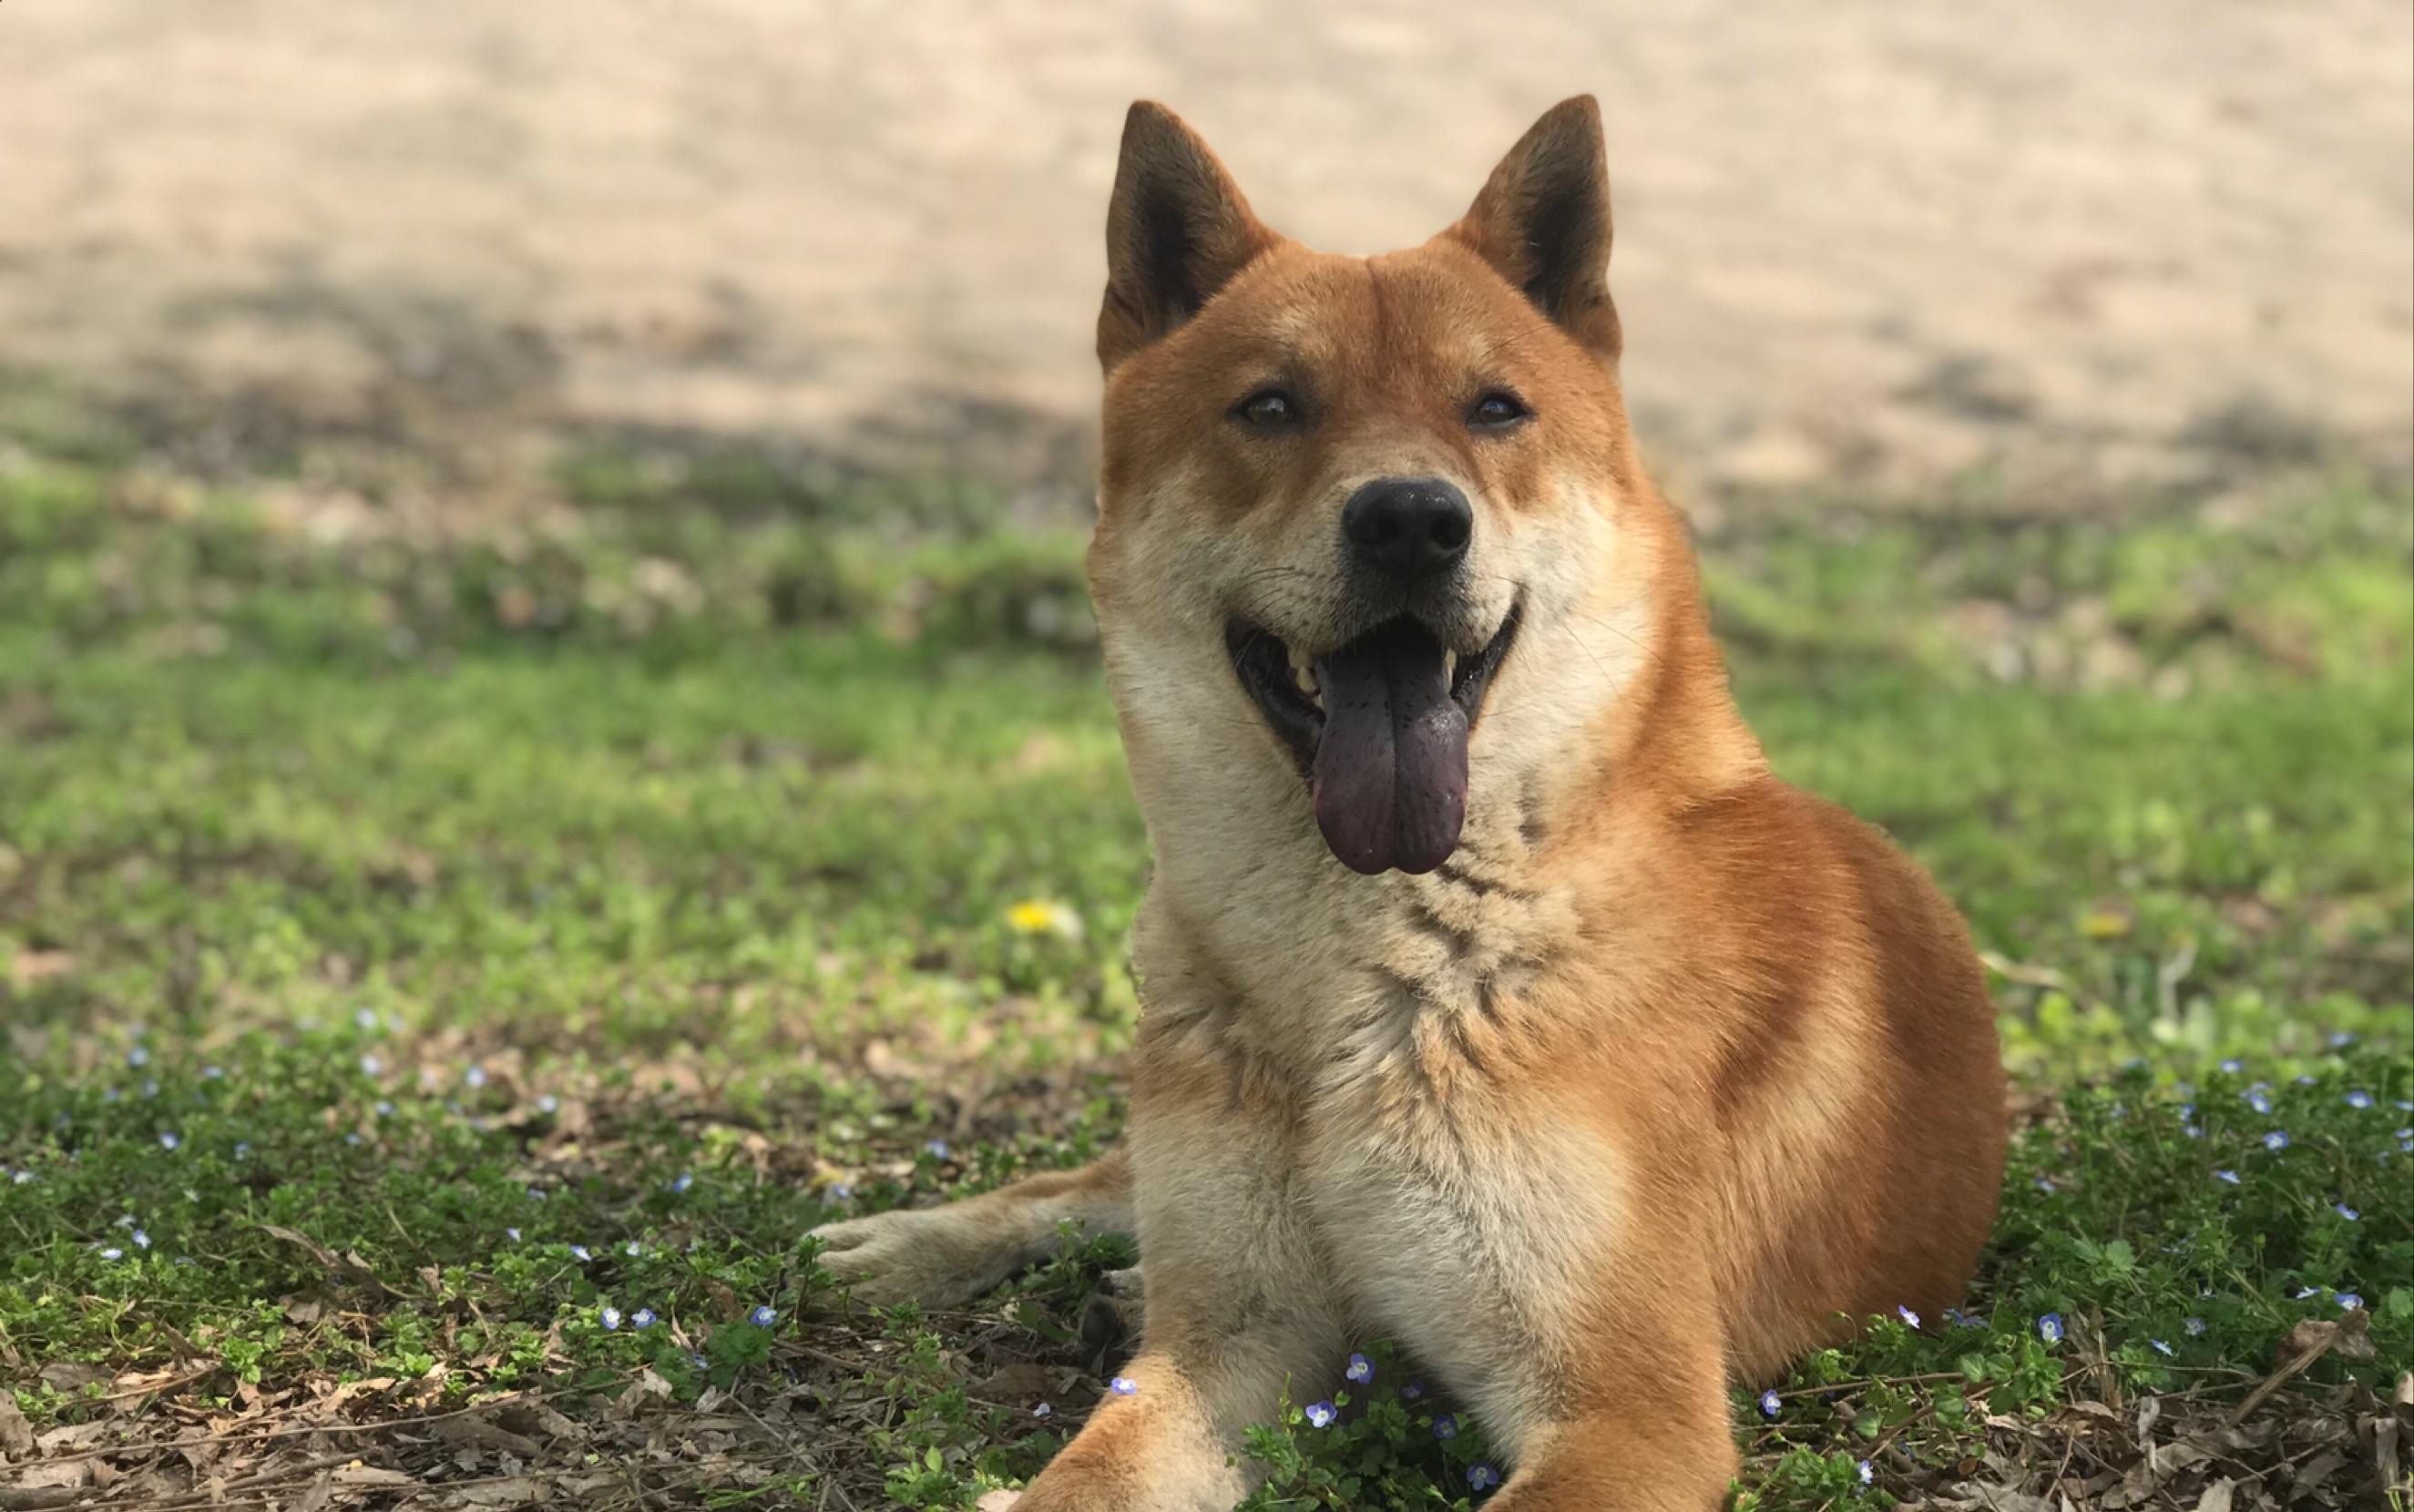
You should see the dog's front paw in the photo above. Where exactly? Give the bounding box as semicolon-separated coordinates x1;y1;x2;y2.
808;1205;1016;1307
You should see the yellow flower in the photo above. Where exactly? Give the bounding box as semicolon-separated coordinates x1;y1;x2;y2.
1007;899;1082;940
2080;909;2132;939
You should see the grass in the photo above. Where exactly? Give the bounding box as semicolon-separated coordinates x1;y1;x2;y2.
0;406;2409;1509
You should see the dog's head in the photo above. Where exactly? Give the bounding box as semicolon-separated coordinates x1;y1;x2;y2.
1089;97;1695;880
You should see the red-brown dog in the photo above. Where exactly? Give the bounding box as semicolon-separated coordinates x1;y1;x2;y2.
814;97;2008;1509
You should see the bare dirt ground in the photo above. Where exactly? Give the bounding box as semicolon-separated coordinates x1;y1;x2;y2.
1;0;2408;506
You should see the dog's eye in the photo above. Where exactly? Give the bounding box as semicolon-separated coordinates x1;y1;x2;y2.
1234;389;1302;429
1468;391;1531;431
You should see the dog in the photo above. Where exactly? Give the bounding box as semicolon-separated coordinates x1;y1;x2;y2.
810;97;2009;1510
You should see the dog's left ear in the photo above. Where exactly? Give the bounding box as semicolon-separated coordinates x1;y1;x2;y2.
1448;96;1621;363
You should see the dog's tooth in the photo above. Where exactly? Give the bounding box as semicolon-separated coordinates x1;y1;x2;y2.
1294;662;1319;699
1444;649;1458;682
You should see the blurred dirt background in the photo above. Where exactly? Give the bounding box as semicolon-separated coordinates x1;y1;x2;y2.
2;0;2408;509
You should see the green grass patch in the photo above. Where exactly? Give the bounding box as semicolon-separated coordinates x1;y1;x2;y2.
0;430;2407;1507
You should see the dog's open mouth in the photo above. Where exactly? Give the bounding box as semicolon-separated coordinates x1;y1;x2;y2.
1225;604;1520;875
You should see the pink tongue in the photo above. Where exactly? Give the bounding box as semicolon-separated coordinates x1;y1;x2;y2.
1312;621;1468;874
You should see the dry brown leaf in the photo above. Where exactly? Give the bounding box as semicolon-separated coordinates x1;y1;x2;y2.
33;1422;106;1453
977;1363;1055;1400
295;1473;337;1512
332;1463;418;1487
494;1402;582;1444
2195;1477;2235;1512
417;1478;549;1508
2369;1415;2402;1495
433;1415;542;1458
35;1362;106;1394
0;1391;33;1461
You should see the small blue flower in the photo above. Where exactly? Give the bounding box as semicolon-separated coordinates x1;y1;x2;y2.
2215;1169;2240;1185
670;1172;694;1194
233;1142;252;1160
131;1229;150;1250
127;1046;151;1068
2038;1313;2064;1343
2398;1100;2414;1112
2293;1074;2317;1088
1304;1400;1337;1428
9;1170;32;1185
1032;1401;1051;1418
2034;1176;2056;1193
344;1133;363;1147
1857;1459;1875;1487
1433;1414;1459;1440
158;1131;180;1151
537;1094;559;1114
2336;1203;2360;1221
98;1246;124;1261
2329;1031;2358;1049
2346;1090;2374;1109
357;1007;383;1032
828;1182;853;1202
140;1079;159;1099
1759;1389;1782;1417
2218;1057;2244;1075
630;1308;657;1330
691;1354;711;1371
2149;1338;2172;1355
2294;1286;2320;1300
750;1305;778;1327
2262;1130;2289;1151
2184;1317;2206;1336
569;1244;593;1262
102;1088;121;1104
2337;1292;2364;1311
2183;1123;2204;1139
1468;1463;1502;1491
525;1186;546;1200
361;1054;383;1077
375;1100;395;1118
924;1139;950;1160
624;1241;642;1258
1345;1352;1374;1384
1896;1304;1921;1329
202;1065;224;1080
464;1065;488;1089
2244;1089;2272;1115
599;1305;622;1331
506;1227;521;1242
1109;1376;1138;1396
1400;1380;1426;1402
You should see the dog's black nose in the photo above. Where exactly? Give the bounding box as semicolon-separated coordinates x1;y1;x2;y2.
1342;477;1473;580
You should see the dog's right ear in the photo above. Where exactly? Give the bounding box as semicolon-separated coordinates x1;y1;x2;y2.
1098;102;1276;373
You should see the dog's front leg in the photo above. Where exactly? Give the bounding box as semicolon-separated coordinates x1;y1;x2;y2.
1479;1283;1739;1512
1017;1034;1342;1512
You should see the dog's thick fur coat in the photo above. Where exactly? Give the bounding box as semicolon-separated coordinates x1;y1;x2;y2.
812;97;2008;1509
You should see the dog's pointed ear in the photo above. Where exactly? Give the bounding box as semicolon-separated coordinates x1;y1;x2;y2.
1098;102;1277;373
1448;96;1621;363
